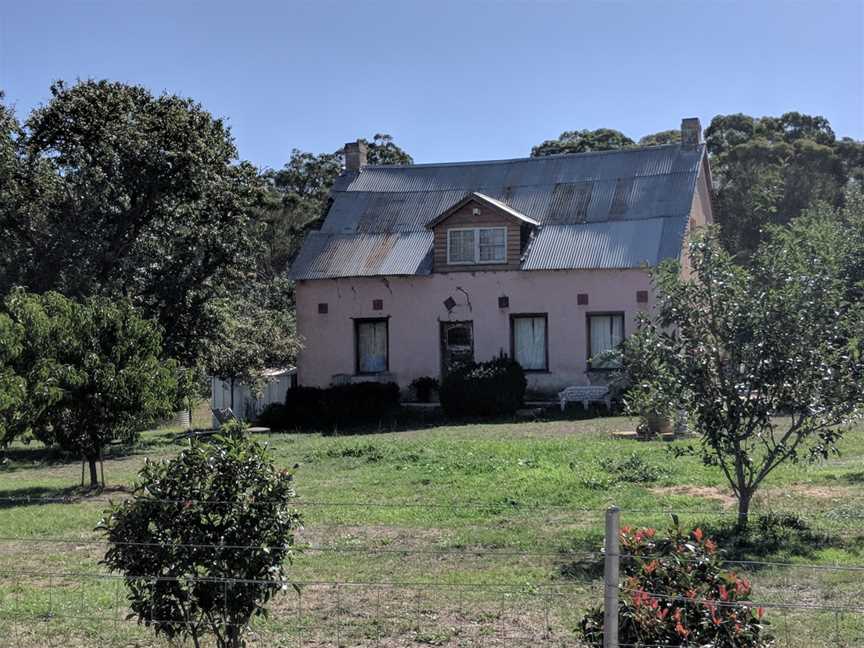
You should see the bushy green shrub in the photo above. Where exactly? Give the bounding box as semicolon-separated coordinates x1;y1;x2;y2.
99;435;302;648
439;357;527;418
579;521;772;647
409;376;439;402
258;382;400;430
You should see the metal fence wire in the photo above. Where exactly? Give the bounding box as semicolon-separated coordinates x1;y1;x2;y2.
0;498;862;647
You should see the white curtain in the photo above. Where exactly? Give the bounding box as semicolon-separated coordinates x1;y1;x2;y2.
590;315;623;368
358;321;387;373
514;316;546;370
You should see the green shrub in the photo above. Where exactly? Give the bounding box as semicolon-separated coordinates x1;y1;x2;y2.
99;435;302;648
409;376;439;402
258;382;400;430
439;357;526;418
599;453;669;483
579;520;772;647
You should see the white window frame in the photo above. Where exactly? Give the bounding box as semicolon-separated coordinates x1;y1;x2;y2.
446;227;507;265
587;312;625;370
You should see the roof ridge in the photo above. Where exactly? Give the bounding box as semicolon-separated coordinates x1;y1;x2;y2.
361;142;694;170
334;169;700;194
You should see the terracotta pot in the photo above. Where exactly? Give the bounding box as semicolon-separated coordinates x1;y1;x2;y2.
639;412;672;438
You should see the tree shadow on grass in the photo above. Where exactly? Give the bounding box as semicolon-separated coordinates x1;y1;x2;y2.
556;532;606;582
554;512;864;581
0;430;179;473
0;484;133;510
839;471;864;484
697;512;863;569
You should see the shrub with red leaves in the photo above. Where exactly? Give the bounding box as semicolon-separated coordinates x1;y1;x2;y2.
579;520;773;647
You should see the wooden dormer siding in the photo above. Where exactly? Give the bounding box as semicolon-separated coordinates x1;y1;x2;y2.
431;196;533;273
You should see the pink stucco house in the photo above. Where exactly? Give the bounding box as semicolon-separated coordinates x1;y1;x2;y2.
289;118;713;397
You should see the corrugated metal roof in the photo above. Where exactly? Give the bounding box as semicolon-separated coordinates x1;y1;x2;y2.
290;231;433;280
425;191;540;228
290;144;704;279
522;218;684;270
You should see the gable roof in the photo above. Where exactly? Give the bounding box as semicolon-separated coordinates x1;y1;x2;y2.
290;143;706;280
425;192;540;228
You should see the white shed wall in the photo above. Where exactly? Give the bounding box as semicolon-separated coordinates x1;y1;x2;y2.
210;373;293;425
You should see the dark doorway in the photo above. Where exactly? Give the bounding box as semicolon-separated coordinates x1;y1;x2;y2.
440;321;474;376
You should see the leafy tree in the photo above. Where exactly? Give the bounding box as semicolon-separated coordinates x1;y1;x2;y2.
531;128;635;157
100;434;302;648
362;133;413;165
0;312;26;445
786;186;864;304
0;80;266;364
638;129;681;146
203;278;300;414
3;290;177;486
624;228;864;526
260;149;343;276
705;112;855;260
580;522;771;646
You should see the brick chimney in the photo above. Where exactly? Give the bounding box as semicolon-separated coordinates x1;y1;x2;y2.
344;140;368;172
681;118;702;148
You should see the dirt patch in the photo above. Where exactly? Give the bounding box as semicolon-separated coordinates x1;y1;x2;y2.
648;485;737;508
261;580;586;647
298;524;447;550
762;484;857;501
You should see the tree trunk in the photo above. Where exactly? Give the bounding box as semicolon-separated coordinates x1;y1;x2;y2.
224;617;242;648
736;489;753;531
86;455;100;489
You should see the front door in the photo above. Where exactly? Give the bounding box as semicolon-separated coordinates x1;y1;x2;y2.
440;321;474;376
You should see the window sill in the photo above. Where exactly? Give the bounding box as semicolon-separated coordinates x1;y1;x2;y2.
446;261;507;266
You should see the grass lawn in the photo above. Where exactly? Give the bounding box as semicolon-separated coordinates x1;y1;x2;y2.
1;413;863;646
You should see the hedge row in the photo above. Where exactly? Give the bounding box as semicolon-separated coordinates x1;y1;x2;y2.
257;382;400;430
257;357;527;430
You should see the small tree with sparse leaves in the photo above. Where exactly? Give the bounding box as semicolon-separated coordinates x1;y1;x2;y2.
623;225;864;527
100;434;302;648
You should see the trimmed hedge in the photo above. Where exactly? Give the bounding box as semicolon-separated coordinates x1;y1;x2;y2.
439;357;527;418
257;382;400;430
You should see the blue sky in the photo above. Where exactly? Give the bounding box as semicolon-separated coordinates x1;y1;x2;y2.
1;1;861;169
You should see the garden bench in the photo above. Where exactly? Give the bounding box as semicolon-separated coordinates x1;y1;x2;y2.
558;385;611;412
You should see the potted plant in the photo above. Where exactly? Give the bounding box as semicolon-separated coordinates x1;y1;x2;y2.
610;322;681;438
409;376;439;403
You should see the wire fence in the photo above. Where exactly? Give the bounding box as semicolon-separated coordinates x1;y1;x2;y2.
0;496;863;646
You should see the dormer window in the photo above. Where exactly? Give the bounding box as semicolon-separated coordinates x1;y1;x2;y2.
447;227;506;264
